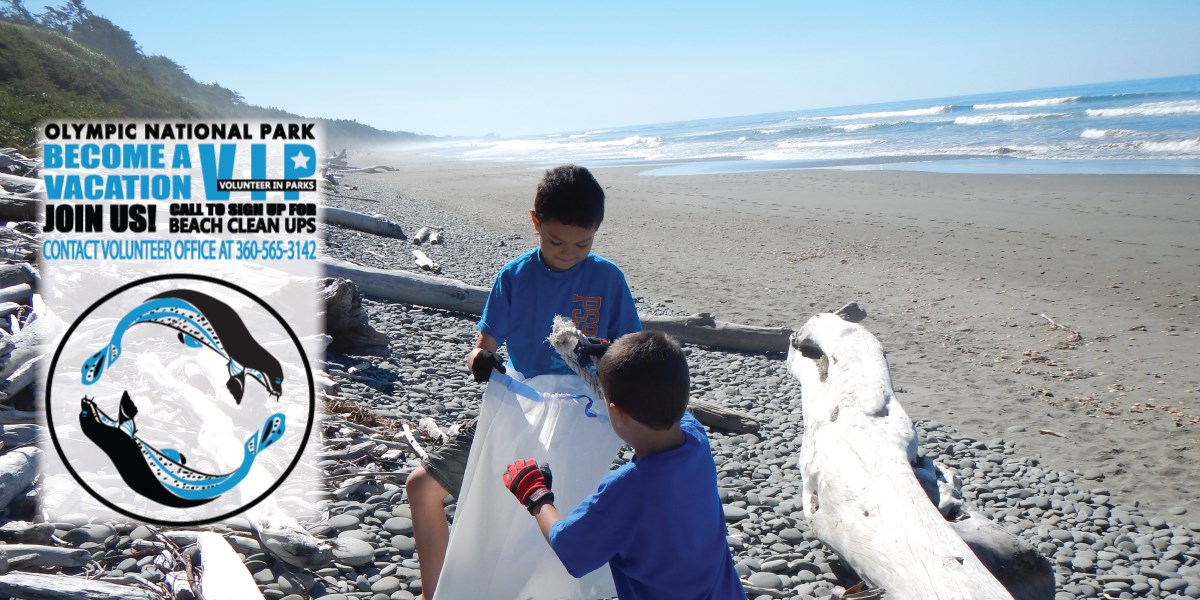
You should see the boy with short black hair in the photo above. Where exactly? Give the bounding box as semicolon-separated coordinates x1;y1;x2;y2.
503;332;745;599
406;164;641;599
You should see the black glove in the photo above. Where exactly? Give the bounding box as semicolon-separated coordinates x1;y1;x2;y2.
574;336;611;368
471;349;506;383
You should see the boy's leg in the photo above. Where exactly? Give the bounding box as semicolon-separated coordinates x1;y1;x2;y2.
407;466;450;600
404;417;477;600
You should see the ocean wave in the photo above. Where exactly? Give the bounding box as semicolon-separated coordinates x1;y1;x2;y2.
757;129;783;135
461;135;662;160
567;129;612;139
973;96;1080;109
1086;100;1200;118
776;139;883;149
801;105;952;122
954;113;1060;125
1081;128;1137;139
832;122;885;132
1138;138;1200;153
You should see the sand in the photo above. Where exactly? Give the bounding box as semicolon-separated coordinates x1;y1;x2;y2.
356;148;1200;518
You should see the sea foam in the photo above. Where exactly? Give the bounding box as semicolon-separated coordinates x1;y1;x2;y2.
974;96;1080;110
1086;100;1200;118
954;113;1059;125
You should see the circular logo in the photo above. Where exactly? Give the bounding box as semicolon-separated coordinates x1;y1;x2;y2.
45;274;315;526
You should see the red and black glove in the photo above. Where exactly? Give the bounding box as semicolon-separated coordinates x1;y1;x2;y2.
471;350;506;383
574;336;610;368
502;458;554;514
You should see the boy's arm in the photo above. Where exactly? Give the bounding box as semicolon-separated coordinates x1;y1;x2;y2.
467;331;504;382
531;502;563;542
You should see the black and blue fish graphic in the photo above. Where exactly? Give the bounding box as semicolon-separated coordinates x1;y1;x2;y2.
80;290;284;403
78;392;286;506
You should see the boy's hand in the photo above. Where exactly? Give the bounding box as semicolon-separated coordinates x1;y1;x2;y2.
471;350;506;382
502;458;554;514
574;336;610;368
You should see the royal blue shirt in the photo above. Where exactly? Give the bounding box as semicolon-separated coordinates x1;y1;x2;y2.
548;414;746;600
479;249;641;377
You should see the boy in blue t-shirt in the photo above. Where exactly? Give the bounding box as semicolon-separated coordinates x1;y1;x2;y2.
405;165;641;599
503;332;746;599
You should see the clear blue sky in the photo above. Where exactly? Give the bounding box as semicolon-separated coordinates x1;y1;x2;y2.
47;1;1200;137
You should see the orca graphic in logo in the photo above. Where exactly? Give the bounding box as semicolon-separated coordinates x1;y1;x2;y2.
46;274;314;526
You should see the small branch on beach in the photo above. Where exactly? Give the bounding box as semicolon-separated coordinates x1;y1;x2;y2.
412;249;441;273
1040;313;1082;342
418;416;449;445
401;422;428;459
1037;429;1067;438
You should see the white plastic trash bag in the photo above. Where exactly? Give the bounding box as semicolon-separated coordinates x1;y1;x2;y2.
437;372;623;600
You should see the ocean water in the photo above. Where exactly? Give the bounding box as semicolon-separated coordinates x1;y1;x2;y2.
433;74;1200;175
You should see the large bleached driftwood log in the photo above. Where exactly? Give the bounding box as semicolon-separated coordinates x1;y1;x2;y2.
321;260;789;353
0;572;160;600
786;313;1014;599
322;259;488;315
319;206;407;239
0;447;39;512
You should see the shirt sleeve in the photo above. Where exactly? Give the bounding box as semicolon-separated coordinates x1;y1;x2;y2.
478;269;510;343
548;474;633;578
607;271;642;338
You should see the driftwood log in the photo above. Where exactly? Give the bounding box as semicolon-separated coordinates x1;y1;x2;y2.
0;520;55;544
0;423;41;447
197;531;265;600
0;447;39;512
786;313;1014;599
688;398;759;434
322;258;487;315
412;249;440;273
320;259;789;353
930;462;1054;600
0;572;160;600
319;206;407;240
0;544;90;569
639;313;790;353
320;277;389;356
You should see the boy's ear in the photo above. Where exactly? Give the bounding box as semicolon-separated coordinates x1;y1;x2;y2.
607;401;628;424
529;210;540;231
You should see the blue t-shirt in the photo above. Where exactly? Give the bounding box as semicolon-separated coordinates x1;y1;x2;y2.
548;414;746;600
479;249;642;377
